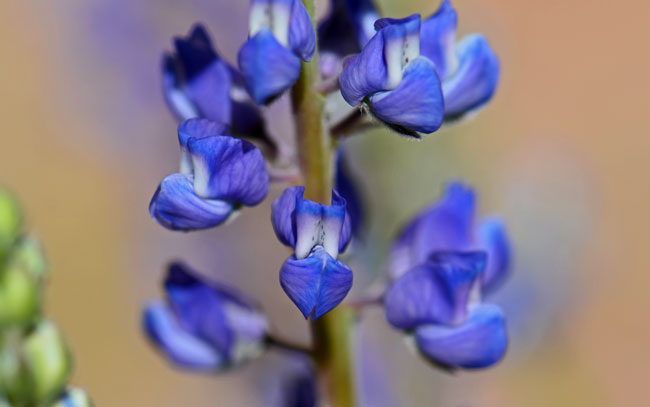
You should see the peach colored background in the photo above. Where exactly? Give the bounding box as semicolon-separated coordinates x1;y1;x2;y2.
0;0;645;406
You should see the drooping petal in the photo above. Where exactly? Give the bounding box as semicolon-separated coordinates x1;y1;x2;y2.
288;0;316;60
442;34;500;120
238;28;302;105
163;263;269;365
163;24;233;124
384;251;484;330
188;135;269;205
389;182;476;278
142;301;223;371
414;303;508;369
149;174;233;231
164;263;233;358
178;119;230;174
478;217;511;294
368;57;444;135
420;0;458;79
279;247;353;319
271;187;352;256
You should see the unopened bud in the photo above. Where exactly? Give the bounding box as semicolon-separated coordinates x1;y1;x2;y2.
0;264;40;328
1;320;72;406
11;236;48;283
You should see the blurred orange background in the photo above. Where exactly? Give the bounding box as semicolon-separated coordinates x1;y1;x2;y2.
0;0;646;406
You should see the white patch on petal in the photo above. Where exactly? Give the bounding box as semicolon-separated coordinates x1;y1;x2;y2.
321;216;342;259
191;156;211;198
179;150;193;175
385;32;421;89
169;88;199;120
249;1;291;47
295;212;321;259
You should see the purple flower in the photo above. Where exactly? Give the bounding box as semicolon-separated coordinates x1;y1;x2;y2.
389;182;510;293
149;119;269;231
272;186;354;319
339;15;444;136
421;1;500;121
163;24;267;139
238;0;316;105
143;262;269;371
384;251;508;369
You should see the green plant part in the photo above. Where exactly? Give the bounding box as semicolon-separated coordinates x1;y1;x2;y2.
1;320;72;407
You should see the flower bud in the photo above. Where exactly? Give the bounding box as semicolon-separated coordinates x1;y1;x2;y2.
1;320;72;406
0;264;41;328
0;189;23;263
11;236;48;283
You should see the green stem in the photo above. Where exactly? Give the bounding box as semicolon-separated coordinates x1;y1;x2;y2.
292;1;331;205
290;1;357;406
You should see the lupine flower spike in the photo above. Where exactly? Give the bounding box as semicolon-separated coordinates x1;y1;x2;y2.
144;0;509;402
0;189;92;406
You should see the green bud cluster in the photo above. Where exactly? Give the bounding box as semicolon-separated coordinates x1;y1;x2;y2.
0;189;92;407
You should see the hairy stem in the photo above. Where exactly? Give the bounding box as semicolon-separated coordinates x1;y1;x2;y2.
291;1;357;406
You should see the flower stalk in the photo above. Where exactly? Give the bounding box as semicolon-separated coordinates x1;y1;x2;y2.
291;1;356;405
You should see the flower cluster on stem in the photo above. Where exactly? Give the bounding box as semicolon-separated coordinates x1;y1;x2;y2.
144;0;508;405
